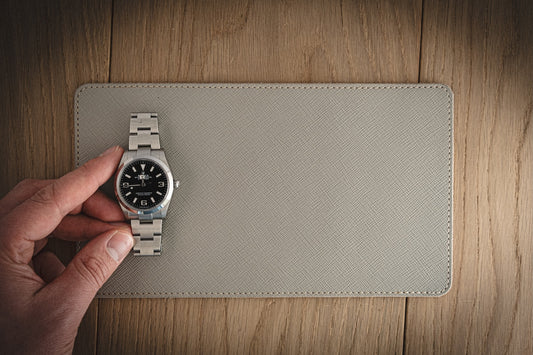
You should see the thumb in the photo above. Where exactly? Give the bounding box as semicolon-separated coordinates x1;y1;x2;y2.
45;229;133;316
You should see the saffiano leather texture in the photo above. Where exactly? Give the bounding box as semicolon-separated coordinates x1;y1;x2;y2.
75;83;453;297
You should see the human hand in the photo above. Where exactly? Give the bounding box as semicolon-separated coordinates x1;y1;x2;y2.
0;146;133;354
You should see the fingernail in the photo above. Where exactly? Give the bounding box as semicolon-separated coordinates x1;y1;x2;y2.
106;231;134;262
99;146;118;157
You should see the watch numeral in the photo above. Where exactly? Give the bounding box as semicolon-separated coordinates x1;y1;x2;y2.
122;182;129;188
140;200;147;206
158;181;165;187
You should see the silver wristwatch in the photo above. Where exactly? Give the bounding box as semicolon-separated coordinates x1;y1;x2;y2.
114;113;179;256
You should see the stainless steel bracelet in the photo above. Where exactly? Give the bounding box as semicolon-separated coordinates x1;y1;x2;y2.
129;112;163;256
131;219;162;256
129;112;161;150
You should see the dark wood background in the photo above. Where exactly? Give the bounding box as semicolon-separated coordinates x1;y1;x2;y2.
1;0;532;354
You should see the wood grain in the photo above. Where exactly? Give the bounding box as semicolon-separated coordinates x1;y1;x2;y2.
1;0;112;190
0;1;112;355
2;0;531;353
405;0;533;354
110;0;422;83
100;0;422;354
98;297;404;354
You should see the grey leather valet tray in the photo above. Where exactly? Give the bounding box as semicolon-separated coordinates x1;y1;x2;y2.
75;83;453;298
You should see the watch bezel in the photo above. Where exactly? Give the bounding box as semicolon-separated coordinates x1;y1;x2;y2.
114;156;174;216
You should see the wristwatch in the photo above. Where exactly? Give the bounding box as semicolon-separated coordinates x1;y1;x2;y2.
114;113;179;256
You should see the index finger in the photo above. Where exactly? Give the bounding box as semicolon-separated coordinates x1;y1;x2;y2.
2;146;124;251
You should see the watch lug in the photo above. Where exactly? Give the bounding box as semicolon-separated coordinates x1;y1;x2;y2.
120;207;169;220
118;150;136;165
150;149;169;165
129;148;169;165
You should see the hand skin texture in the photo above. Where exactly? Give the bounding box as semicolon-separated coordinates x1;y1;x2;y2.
0;146;134;354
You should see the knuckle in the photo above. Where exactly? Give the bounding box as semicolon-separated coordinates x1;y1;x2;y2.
29;183;63;214
29;184;55;206
30;186;53;204
73;253;109;289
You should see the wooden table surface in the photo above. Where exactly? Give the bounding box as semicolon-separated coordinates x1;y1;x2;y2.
1;0;532;354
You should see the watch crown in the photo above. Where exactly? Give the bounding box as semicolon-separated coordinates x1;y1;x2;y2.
174;180;180;189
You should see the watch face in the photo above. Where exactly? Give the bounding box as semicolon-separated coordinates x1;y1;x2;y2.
118;159;169;210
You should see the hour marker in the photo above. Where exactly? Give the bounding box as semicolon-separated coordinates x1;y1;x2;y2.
132;166;137;172
156;191;163;195
150;197;156;203
156;173;162;177
125;192;131;196
150;166;154;172
133;197;138;203
141;163;146;171
125;174;131;178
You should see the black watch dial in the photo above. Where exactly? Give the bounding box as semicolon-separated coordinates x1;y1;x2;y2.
118;159;169;210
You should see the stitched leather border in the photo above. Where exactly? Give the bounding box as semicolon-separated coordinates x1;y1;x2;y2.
75;83;453;297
